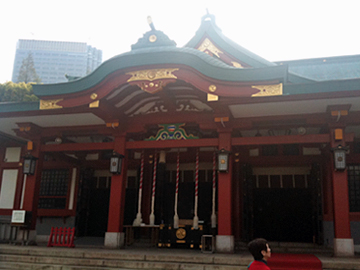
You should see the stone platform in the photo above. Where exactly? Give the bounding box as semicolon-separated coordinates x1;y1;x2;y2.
0;243;358;270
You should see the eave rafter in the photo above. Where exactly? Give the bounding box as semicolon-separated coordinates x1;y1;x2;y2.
126;111;216;133
47;152;81;166
49;126;115;139
156;89;177;113
89;99;123;123
13;122;43;140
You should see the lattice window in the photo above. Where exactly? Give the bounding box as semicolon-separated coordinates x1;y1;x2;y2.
254;174;308;189
262;145;278;156
348;165;360;212
167;169;211;183
38;169;69;209
283;144;300;156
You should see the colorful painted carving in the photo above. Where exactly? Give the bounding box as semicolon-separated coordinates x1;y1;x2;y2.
145;123;198;141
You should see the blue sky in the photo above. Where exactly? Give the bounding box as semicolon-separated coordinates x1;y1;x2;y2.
1;0;359;83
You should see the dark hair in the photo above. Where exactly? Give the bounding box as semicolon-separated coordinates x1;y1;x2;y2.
248;238;268;260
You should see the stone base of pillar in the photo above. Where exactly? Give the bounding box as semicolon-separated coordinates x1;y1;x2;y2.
16;229;37;245
36;234;49;243
215;235;234;253
104;232;124;248
334;238;354;257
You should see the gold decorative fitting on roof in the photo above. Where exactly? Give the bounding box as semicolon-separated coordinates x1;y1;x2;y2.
214;117;229;122
331;110;348;116
90;93;98;100
89;100;100;108
27;141;33;151
149;35;157;42
197;38;223;58
19;127;31;132
39;99;63;110
251;83;283;97
231;61;244;68
106;122;119;128
207;93;218;102
209;85;217;92
127;68;179;82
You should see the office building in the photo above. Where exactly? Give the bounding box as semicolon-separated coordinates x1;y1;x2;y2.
12;39;102;84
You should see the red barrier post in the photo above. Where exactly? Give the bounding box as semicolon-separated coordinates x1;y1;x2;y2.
47;227;75;248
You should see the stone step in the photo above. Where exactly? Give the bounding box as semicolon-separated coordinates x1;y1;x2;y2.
236;241;333;254
0;261;146;270
0;245;251;270
1;244;358;270
0;256;247;270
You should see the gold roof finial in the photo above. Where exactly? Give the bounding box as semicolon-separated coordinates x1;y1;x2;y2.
147;16;155;31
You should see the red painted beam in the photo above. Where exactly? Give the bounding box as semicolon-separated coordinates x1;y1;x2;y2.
39;133;354;153
232;134;332;146
125;138;218;149
41;142;114;152
0;209;12;216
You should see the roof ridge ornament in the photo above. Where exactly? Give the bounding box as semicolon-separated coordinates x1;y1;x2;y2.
131;17;176;50
147;16;155;31
199;10;221;32
202;9;216;23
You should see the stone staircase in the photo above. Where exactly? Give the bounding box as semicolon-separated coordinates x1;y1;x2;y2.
0;244;251;270
236;241;334;255
0;243;357;270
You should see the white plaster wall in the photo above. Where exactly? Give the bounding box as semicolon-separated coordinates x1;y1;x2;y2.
0;169;18;209
4;147;21;162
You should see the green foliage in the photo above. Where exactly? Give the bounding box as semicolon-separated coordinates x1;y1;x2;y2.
0;82;39;102
17;52;41;84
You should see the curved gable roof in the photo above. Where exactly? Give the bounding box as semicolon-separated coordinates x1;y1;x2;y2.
33;46;287;98
185;14;276;68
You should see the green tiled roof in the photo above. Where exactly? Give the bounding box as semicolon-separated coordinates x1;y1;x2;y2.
33;46;288;97
277;55;360;81
0;101;39;113
30;14;360;102
284;77;360;95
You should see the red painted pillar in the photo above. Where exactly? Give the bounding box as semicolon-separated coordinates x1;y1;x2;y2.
217;131;233;236
330;129;351;238
107;134;127;232
330;127;354;256
232;160;241;240
331;167;351;238
22;140;43;230
330;128;351;239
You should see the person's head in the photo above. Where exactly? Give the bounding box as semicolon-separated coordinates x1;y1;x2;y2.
248;238;271;261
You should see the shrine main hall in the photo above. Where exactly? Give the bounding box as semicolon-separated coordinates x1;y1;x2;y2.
0;14;360;256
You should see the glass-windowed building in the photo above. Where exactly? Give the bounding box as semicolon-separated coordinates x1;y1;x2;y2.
12;39;102;84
